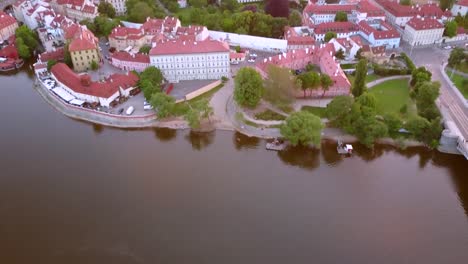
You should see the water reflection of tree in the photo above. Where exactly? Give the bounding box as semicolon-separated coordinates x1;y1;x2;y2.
320;140;344;166
432;153;468;221
153;128;177;142
185;131;215;151
277;145;320;170
92;123;103;134
233;132;260;150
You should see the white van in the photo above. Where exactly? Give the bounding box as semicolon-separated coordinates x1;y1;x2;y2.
126;106;135;115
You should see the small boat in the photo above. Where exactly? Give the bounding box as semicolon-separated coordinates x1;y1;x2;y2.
266;138;286;151
337;140;353;155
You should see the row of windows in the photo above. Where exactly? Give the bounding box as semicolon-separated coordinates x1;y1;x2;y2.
153;55;229;63
76;54;96;61
163;68;229;75
154;62;229;68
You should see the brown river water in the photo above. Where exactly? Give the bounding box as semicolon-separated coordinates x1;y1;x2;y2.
0;68;467;263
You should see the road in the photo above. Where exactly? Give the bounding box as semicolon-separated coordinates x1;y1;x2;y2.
401;42;468;157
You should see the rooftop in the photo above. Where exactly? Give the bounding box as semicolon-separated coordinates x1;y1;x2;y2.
149;39;229;56
406;17;444;30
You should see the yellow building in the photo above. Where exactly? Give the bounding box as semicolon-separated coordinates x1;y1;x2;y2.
0;11;18;42
68;26;100;72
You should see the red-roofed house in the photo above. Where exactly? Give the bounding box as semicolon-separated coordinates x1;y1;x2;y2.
358;19;400;48
67;25;100;71
402;17;444;46
109;26;146;51
452;0;468;16
50;62;139;107
314;22;359;41
149;39;230;82
302;3;356;26
329;37;362;60
284;26;315;50
255;44;351;98
0;11;18;42
111;51;150;72
37;47;65;62
175;25;209;42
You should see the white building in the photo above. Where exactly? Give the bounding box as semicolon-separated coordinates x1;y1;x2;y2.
402;17;444;46
451;0;468;16
313;22;359;42
329;36;363;60
149;39;230;83
101;0;127;16
358;20;400;49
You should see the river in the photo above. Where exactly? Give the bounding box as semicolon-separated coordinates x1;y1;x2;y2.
1;68;468;263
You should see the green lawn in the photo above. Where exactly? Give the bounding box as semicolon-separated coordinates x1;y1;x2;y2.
347;73;380;84
455;62;468;74
369;79;416;117
255;110;286;121
446;70;468;99
301;106;327;118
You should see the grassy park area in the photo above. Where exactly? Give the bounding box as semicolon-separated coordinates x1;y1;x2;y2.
368;79;416;117
446;70;468;99
347;73;380;85
301;106;327;118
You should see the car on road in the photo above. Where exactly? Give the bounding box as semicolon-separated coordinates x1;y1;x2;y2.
250;53;257;58
143;101;153;110
443;45;452;50
126;106;135;115
230;61;239;65
118;108;124;114
248;59;255;63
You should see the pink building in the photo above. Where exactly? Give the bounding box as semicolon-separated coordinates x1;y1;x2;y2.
111;51;150;72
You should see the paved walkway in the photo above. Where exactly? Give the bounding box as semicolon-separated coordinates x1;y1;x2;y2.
446;67;468;78
366;75;411;88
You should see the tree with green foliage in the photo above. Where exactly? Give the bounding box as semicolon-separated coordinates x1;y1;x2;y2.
184;99;214;129
324;31;337;42
414;81;440;121
289;10;302;26
444;20;458;37
139;45;151;54
15;38;30;59
234;67;264;107
406;115;442;147
335;11;348;22
356;92;377;110
353;116;388;148
454;13;468;29
98;1;116;18
448;47;466;67
127;2;156;22
298;71;320;97
280;111;324;147
383;113;403;134
263;65;297;108
91;60;99;70
355;48;363;60
15;25;38;51
320;74;333;97
47;59;57;71
150;92;176;118
400;0;411;5
352;59;368;97
335;49;345;60
64;43;73;68
189;0;208;8
326;95;354;127
410;66;431;87
221;0;239;12
406;115;430;140
439;0;455;11
139;66;164;100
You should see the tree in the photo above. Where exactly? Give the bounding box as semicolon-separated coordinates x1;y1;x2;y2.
335;49;345;60
128;2;155;23
188;0;208;8
414;81;440;121
139;66;164;100
448;47;465;67
439;0;455;11
406;115;431;140
355;48;363;60
98;1;116;18
280;111;324;147
354;117;388;148
356;92;377;110
320;74;333;97
91;60;99;70
352;59;368;97
234;67;264;107
444;20;458;37
15;25;38;51
410;66;432;87
335;11;348;22
139;45;151;54
288;10;302;27
326;95;354;127
383;113;403;134
263;65;297;108
221;0;239;12
184;99;214;129
150;92;176;118
400;0;411;5
265;0;289;18
324;31;337;42
64;43;73;68
47;59;57;71
298;71;320;97
15;38;30;59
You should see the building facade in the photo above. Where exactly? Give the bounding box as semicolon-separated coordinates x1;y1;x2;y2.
111;51;150;72
451;0;468;16
0;11;18;42
314;22;359;41
149;39;230;83
358;19;400;48
109;26;146;51
402;17;444;46
67;25;100;71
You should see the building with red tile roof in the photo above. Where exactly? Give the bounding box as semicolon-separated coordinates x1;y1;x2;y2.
175;25;209;42
109;26;146;51
358;19;400;48
284;26;316;50
314;21;359;41
66;24;100;72
255;44;351;98
402;17;444;46
111;51;150;72
37;47;65;62
451;0;468;16
329;36;363;60
0;11;18;42
50;62;139;107
149;39;230;82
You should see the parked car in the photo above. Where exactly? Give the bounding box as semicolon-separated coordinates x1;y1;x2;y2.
118;108;124;114
250;53;257;58
126;106;135;115
444;45;452;50
248;59;255;63
230;60;239;65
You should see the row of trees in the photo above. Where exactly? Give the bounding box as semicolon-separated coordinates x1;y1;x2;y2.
80;16;121;37
139;67;214;129
125;0;166;22
15;26;39;59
